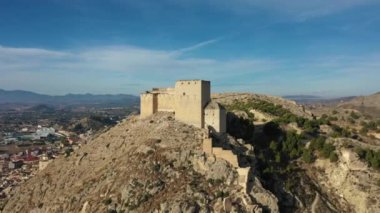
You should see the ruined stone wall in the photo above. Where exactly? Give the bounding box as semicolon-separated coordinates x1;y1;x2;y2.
202;138;213;155
140;93;157;119
212;147;239;167
205;106;227;135
236;168;250;191
174;80;210;128
202;136;250;193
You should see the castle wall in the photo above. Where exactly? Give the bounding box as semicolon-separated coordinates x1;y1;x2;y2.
174;80;210;128
202;138;213;155
212;147;239;167
205;106;227;135
140;93;157;119
237;167;250;191
156;93;175;112
202;137;250;192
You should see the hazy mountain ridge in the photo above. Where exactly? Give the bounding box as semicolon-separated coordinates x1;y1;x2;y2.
283;95;357;104
336;92;380;118
0;89;139;107
339;92;380;107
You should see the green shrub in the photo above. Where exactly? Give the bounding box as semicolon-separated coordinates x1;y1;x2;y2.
329;152;339;162
309;137;326;151
360;127;369;135
282;131;304;159
321;143;335;158
330;124;351;138
328;116;338;122
350;112;360;119
269;141;279;152
303;119;320;134
302;149;314;163
275;152;282;163
347;117;355;124
355;147;380;169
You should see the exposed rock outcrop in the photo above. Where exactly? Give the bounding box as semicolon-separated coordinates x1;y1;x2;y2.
309;143;380;213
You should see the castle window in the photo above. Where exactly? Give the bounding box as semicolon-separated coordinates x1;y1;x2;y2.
183;92;186;96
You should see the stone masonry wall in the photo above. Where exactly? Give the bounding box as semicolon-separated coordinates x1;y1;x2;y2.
202;136;250;193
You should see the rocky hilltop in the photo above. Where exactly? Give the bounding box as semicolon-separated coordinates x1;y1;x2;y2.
3;93;380;213
2;112;277;212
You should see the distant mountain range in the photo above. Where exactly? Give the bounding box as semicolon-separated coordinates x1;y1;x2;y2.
283;95;357;104
282;95;323;102
0;89;139;107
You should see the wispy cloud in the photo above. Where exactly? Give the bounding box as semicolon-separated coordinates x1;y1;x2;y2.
0;44;274;95
0;44;379;97
0;45;67;58
175;37;222;54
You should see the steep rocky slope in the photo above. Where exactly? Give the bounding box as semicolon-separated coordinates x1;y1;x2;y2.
213;93;380;212
3;112;277;212
306;139;380;213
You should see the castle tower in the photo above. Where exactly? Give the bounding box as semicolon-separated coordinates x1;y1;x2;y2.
174;80;211;128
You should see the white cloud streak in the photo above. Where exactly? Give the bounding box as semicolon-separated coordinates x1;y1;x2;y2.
175;38;221;54
0;44;275;95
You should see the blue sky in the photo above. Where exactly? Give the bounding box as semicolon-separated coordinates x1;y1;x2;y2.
0;0;379;97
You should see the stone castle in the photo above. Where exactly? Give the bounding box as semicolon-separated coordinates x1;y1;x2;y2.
140;80;251;193
140;80;226;136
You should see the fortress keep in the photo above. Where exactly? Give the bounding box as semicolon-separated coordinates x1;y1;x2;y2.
140;80;226;135
141;80;251;193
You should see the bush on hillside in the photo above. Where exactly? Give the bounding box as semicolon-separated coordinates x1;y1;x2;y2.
302;149;314;163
